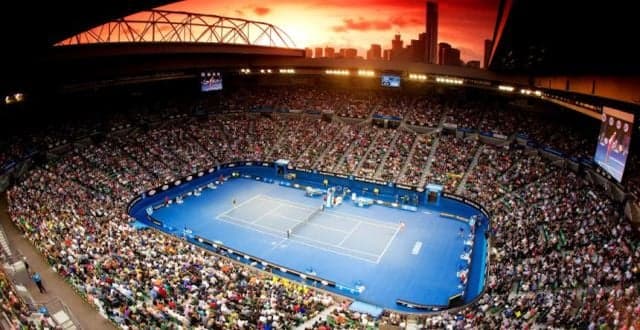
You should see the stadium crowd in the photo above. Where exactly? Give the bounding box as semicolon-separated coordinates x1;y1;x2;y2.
0;268;37;329
0;87;638;330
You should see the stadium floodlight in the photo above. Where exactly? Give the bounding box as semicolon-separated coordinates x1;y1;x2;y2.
279;68;295;74
534;90;542;96
325;69;350;76
498;85;515;92
357;69;375;77
409;73;427;81
435;76;463;85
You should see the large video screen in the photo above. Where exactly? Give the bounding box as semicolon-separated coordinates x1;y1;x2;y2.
381;74;401;88
200;71;222;92
594;106;634;182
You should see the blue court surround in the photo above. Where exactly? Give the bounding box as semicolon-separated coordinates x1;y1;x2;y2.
128;162;489;313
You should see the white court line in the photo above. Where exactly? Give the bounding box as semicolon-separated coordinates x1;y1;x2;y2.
376;225;402;264
268;238;289;253
259;195;317;211
220;213;380;258
219;214;266;227
218;194;263;217
278;214;351;235
219;214;286;234
269;214;301;224
290;232;380;258
323;211;398;230
338;220;362;246
219;194;389;262
216;213;379;263
252;204;283;224
259;195;398;230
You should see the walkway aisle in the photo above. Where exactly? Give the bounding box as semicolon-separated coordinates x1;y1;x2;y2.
294;305;338;330
0;193;114;330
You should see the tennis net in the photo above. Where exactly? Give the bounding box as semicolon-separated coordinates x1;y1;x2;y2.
288;206;322;237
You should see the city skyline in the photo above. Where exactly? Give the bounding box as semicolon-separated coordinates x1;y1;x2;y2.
157;0;499;63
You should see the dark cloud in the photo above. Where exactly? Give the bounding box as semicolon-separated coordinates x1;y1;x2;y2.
253;7;271;16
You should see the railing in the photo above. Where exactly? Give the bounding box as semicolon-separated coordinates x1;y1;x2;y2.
36;297;83;329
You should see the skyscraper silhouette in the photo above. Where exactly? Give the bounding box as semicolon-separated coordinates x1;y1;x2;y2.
426;1;439;64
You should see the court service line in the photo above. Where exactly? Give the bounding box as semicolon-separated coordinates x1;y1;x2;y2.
277;214;351;235
323;211;398;230
220;213;380;258
252;204;283;224
217;215;276;232
259;195;398;230
375;225;402;264
218;214;285;236
337;220;362;246
216;214;379;264
291;232;380;258
218;194;262;217
267;238;289;254
259;195;317;212
220;214;285;234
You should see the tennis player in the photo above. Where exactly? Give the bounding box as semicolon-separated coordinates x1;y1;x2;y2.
605;131;617;164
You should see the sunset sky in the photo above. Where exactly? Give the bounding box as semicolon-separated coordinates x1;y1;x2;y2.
158;0;499;63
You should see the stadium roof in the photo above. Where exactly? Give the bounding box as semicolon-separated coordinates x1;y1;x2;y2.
489;0;638;75
0;0;176;93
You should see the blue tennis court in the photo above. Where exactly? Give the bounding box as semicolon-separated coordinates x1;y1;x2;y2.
218;194;401;263
148;177;480;311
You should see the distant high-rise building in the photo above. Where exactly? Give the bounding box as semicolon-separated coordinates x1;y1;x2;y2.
426;0;438;64
367;44;382;60
483;39;493;69
438;42;461;66
391;34;404;60
344;48;358;59
315;47;323;58
324;47;335;58
438;42;451;65
304;48;313;58
409;33;427;62
448;48;461;66
383;49;391;61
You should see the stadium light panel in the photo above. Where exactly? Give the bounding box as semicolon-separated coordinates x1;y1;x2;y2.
357;69;375;77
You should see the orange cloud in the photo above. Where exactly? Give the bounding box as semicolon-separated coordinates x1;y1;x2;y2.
254;7;271;16
158;0;499;63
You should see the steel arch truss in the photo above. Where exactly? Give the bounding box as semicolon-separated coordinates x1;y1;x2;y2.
56;10;296;48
